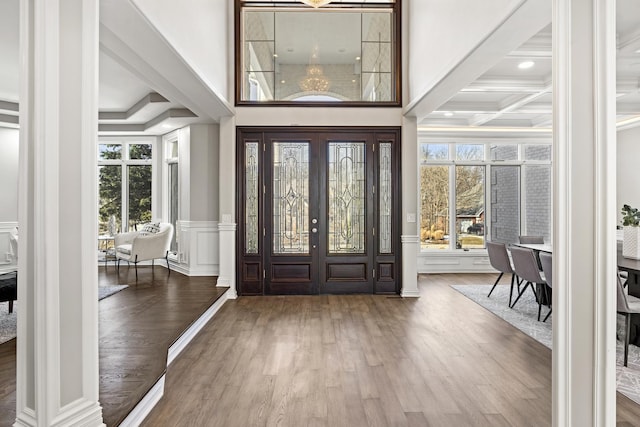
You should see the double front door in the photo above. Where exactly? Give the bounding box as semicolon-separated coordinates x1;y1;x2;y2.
237;128;400;295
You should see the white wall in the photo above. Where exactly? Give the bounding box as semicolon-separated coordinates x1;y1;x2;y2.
407;0;522;102
617;126;640;223
131;0;230;103
0;127;19;222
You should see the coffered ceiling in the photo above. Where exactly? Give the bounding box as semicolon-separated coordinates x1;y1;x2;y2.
420;0;640;131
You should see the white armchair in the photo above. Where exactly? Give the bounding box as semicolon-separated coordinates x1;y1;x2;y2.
115;222;174;277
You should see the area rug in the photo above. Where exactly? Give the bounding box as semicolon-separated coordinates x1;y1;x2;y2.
451;283;640;405
0;285;128;345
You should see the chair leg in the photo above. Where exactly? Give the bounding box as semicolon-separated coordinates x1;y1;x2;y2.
543;308;552;322
8;300;13;314
166;252;171;275
134;256;138;280
508;273;516;307
487;272;504;298
625;313;631;367
537;283;542;322
117;258;120;271
510;281;532;309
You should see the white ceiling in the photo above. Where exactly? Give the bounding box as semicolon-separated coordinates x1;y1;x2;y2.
1;0;638;132
421;0;640;130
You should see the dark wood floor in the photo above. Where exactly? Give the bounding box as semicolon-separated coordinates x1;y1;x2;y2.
144;273;640;427
0;264;227;427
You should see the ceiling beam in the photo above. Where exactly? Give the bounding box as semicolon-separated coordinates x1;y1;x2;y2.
469;83;551;126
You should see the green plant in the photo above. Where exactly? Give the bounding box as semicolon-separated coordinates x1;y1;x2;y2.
621;204;640;226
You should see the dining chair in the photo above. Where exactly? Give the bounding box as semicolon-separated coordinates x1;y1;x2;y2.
486;241;519;306
510;246;547;321
519;236;544;244
617;271;640;367
539;252;553;322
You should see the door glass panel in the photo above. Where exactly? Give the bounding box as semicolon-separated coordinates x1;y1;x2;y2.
379;142;392;253
328;142;366;254
245;143;259;254
272;142;310;254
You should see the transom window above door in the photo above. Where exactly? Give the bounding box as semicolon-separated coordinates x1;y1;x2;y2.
236;1;400;106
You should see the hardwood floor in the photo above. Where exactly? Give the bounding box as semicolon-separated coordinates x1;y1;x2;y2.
144;274;640;427
1;273;640;425
0;265;227;427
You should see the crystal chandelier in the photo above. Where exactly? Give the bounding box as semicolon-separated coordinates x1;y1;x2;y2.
299;65;330;92
300;0;332;7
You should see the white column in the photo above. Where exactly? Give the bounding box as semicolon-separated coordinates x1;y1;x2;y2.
401;116;419;297
553;0;617;425
217;116;237;298
16;1;103;426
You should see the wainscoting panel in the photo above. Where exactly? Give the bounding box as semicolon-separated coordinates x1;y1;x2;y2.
0;222;18;270
418;252;493;274
171;221;219;276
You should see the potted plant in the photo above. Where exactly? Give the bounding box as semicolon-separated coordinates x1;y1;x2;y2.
621;204;640;259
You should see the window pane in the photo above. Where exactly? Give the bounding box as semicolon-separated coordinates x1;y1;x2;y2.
379;142;393;253
245;143;260;254
524;144;551;161
167;141;178;159
98;144;122;161
420;144;449;161
456;165;485;249
240;7;396;103
328;142;366;254
128;165;152;230
524;165;551;240
98;165;122;235
490;166;520;244
456;144;484;161
129;143;152;160
168;163;179;253
420;165;449;250
489;145;518;161
272;142;309;254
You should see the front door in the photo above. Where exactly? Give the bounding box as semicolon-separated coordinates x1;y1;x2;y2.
237;128;400;295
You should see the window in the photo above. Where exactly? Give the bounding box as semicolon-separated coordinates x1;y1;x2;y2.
166;139;179;254
237;1;400;105
98;139;154;236
419;141;552;251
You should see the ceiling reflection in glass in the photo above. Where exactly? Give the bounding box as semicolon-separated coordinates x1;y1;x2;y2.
239;5;398;104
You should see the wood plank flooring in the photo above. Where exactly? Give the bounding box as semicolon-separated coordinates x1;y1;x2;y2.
0;265;227;427
144;274;640;427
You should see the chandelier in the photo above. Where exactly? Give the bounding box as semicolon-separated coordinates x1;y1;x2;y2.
300;0;332;7
299;65;330;92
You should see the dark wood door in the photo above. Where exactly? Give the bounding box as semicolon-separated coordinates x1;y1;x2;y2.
237;128;400;296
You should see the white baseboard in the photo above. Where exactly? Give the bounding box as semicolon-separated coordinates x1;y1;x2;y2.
122;288;230;426
118;376;165;427
167;290;229;365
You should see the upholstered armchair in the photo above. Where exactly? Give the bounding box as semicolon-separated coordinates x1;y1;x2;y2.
115;223;174;276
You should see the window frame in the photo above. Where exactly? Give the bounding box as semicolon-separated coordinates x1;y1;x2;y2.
419;138;552;252
234;0;402;107
164;133;180;257
97;137;156;235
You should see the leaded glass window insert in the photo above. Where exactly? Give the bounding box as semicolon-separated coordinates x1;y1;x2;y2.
272;142;310;254
379;142;392;253
328;142;366;254
245;142;260;254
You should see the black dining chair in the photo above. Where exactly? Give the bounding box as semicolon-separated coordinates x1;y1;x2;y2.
486;241;519;306
510;246;547;321
539;252;553;322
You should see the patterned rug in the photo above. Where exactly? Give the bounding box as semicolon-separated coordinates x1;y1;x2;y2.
452;283;640;405
0;285;128;345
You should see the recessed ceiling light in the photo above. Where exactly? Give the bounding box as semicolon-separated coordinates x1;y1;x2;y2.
443;112;454;117
273;54;278;58
518;60;535;70
280;80;286;84
355;56;361;61
352;79;356;83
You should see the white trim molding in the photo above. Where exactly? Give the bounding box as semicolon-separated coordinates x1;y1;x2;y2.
552;0;617;425
418;251;493;274
400;235;420;297
217;221;237;299
171;220;219;276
